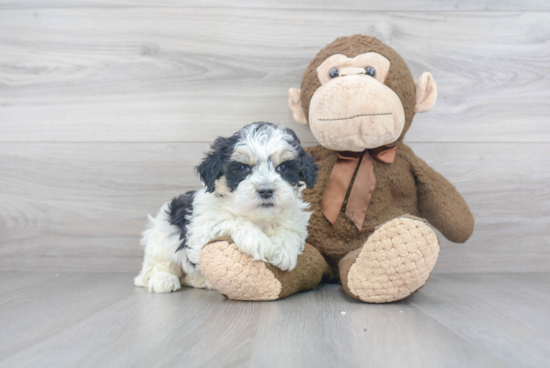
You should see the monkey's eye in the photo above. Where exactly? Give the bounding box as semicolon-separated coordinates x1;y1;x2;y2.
365;66;376;77
329;68;339;79
238;165;250;173
276;164;288;173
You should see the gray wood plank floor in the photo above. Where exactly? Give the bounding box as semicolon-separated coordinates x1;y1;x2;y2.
0;272;548;368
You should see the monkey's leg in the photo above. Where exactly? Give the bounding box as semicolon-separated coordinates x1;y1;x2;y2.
339;216;440;303
199;239;330;301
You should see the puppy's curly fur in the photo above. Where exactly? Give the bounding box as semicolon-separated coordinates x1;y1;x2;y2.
134;122;318;293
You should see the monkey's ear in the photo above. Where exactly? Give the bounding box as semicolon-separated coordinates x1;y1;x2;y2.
414;72;437;113
288;88;308;125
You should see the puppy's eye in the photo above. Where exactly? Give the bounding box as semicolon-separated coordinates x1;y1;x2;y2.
329;68;339;79
238;165;250;173
365;66;376;77
277;164;288;173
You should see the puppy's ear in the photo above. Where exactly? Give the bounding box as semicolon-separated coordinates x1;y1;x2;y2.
196;137;230;193
284;127;318;189
299;150;318;189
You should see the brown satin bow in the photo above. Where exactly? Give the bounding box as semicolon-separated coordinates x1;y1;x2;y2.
320;146;397;231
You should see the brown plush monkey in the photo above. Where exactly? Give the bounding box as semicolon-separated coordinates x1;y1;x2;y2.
199;35;474;303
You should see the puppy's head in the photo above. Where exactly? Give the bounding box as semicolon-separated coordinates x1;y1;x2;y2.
196;122;317;215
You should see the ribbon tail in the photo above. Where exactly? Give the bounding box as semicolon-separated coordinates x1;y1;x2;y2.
320;152;361;226
321;192;339;225
345;152;376;231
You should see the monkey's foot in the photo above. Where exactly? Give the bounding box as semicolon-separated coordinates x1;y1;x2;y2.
199;239;329;301
340;216;440;303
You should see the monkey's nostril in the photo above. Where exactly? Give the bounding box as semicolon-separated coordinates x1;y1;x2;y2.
258;188;274;199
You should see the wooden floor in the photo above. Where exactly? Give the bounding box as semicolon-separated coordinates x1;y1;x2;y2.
0;272;548;368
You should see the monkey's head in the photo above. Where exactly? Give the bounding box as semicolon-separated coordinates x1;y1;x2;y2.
288;35;437;151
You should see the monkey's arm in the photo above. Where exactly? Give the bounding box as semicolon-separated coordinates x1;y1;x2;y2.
401;144;474;243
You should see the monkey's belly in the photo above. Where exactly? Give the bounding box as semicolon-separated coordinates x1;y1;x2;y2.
306;207;417;278
303;145;420;277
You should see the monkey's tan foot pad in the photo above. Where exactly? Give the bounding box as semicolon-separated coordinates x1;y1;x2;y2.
199;241;282;301
340;216;440;303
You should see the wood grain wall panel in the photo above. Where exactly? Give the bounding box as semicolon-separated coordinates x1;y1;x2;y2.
0;142;207;273
0;5;547;274
1;0;549;11
0;142;548;273
1;9;549;143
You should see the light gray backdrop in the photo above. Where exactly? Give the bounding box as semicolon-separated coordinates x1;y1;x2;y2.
1;1;549;273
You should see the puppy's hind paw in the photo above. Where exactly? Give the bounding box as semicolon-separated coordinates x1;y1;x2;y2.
147;271;181;293
184;273;214;289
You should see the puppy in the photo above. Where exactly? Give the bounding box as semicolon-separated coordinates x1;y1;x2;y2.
134;122;318;293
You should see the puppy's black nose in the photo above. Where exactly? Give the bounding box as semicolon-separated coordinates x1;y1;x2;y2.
258;188;274;199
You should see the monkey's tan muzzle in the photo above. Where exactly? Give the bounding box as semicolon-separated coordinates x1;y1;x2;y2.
308;76;405;151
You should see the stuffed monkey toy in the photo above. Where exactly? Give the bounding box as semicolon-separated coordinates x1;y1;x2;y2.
199;35;474;303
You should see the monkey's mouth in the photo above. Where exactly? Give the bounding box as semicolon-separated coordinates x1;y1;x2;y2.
317;112;392;122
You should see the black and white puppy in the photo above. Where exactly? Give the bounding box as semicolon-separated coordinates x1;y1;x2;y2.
134;122;318;293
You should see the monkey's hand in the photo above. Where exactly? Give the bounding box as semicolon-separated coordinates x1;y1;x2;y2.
402;144;474;243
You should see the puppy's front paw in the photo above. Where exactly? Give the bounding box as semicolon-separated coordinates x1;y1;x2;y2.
233;231;300;271
231;228;272;263
264;238;301;271
147;271;181;293
265;248;297;271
